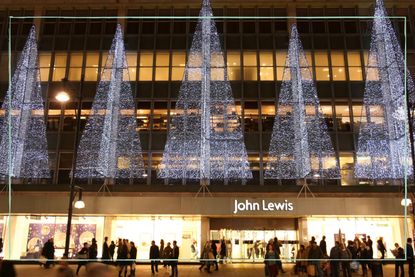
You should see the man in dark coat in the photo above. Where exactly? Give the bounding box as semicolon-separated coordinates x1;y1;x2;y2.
407;238;414;277
329;241;341;277
273;237;285;273
109;241;115;261
319;236;327;256
150;240;160;274
41;238;55;268
102;236;110;262
211;241;219;271
377;237;386;259
89;238;98;261
171;241;179;277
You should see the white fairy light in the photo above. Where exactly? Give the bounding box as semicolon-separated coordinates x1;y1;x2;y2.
355;0;414;179
0;26;49;178
265;25;340;179
74;24;145;179
158;0;252;180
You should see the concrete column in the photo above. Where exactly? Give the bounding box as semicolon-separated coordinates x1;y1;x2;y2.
118;7;126;30
200;217;210;252
33;7;43;39
287;4;296;31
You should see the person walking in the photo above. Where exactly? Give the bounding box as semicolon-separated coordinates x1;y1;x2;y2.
117;239;129;277
367;236;373;259
129;241;137;276
199;241;212;273
391;243;404;277
265;244;278;277
150;240;160;274
211;240;219;271
88;238;98;262
408;238;415;277
41;238;55;269
220;239;227;263
171;240;179;277
163;242;173;269
329;241;341;277
340;243;352;277
377;237;386;259
357;242;370;277
273;237;285;274
320;236;327;257
308;239;324;277
102;237;110;263
160;239;165;265
76;242;89;275
295;245;307;276
109;241;116;261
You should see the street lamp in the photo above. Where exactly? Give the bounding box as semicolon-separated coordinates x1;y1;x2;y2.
401;197;412;207
74;189;85;209
55;91;70;103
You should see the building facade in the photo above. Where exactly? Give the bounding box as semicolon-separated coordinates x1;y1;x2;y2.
0;0;414;260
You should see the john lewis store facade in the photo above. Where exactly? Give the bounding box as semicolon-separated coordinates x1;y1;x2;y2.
0;193;410;261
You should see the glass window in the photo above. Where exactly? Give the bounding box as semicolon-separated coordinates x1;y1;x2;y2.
331;52;345;66
126;52;137;67
39;68;50;82
244;102;259;132
172;52;186;66
244;67;257;80
261;102;275;132
155;67;169;81
54;53;67;67
347;52;363;81
228;67;241;80
137;103;151;131
347;52;361;66
84;67;98;81
259;67;274;81
335;105;351;131
243;52;257;66
321;104;334;131
339;153;355;186
276;51;287;67
259;52;273;67
314;51;329;66
315;67;330;81
348;67;363;81
52;68;66;81
352;104;364;129
304;51;313;66
156;52;170;66
211;53;224;67
211;68;225;81
140;52;153;66
39;53;51;67
68;67;82;81
70;52;83;67
128;67;137;81
85;52;100;67
152;102;168;131
332;67;346;80
171;67;185;81
227;52;240;66
276;67;284;81
139;68;153;81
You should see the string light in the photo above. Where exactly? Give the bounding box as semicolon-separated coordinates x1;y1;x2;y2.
355;0;414;179
0;26;49;178
74;24;145;179
158;0;252;180
265;25;340;179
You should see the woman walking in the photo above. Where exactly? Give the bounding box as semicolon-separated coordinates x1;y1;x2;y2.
264;244;278;277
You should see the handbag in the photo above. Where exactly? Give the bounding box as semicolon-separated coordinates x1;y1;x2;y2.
307;264;316;276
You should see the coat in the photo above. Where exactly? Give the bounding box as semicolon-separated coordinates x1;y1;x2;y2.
88;243;98;259
41;241;55;259
150;245;160;259
102;242;110;259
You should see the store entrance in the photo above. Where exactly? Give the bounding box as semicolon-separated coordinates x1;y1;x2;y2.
210;229;298;262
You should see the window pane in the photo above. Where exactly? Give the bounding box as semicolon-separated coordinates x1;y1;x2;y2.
188;68;201;81
139;68;153;81
86;52;100;67
276;51;287;67
128;67;137;81
314;51;329;66
347;51;361;66
172;52;186;66
331;51;345;66
244;67;257;80
304;51;313;66
126;52;137;67
315;67;330;80
140;52;153;66
228;67;241;80
211;68;225;81
261;102;275;132
276;67;284;81
259;67;274;80
68;68;82;81
243;52;257;66
259;52;273;66
39;68;50;82
348;67;363;81
227;51;240;66
70;53;83;67
84;67;98;81
332;67;346;80
155;67;169;80
321;105;334;131
171;67;184;81
335;105;351;131
54;53;67;67
156;52;170;66
52;68;66;81
39;53;51;67
340;153;355;186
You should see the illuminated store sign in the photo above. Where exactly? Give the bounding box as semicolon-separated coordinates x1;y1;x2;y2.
233;199;294;214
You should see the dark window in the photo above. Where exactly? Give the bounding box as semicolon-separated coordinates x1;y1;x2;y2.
74;23;86;35
344;22;357;33
105;22;117;34
259;22;271;33
297;21;310;33
173;21;186;33
312;22;326;33
243;22;256;33
126;22;139;34
58;23;71;35
275;21;286;32
328;22;342;33
227;21;240;33
42;23;55;35
142;22;155;34
158;22;170;34
89;22;102;34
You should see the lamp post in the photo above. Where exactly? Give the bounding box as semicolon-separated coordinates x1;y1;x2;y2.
57;75;85;258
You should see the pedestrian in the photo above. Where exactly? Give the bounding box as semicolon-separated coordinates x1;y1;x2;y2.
357;242;370;277
295;244;307;276
171;240;179;277
109;241;115;261
0;260;16;277
273;237;285;274
265;244;278;277
408;238;414;277
0;238;3;254
308;239;324;277
220;239;227;263
199;241;212;273
329;241;341;277
117;239;129;277
76;242;89;275
340;243;352;277
191;240;198;260
160;239;165;265
150;240;160;274
163;242;173;269
320;236;327;257
211;240;219;271
367;236;373;259
88;238;98;262
102;237;110;263
129;241;137;276
391;242;404;277
347;240;358;273
42;238;55;269
377;237;386;259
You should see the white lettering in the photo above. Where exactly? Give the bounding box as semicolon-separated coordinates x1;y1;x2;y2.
234;199;294;214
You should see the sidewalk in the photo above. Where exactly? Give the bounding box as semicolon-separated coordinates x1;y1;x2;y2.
13;263;398;277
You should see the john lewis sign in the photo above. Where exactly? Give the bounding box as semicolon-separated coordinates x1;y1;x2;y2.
233;199;294;214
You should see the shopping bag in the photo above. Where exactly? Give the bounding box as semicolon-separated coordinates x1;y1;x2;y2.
307;264;316;276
